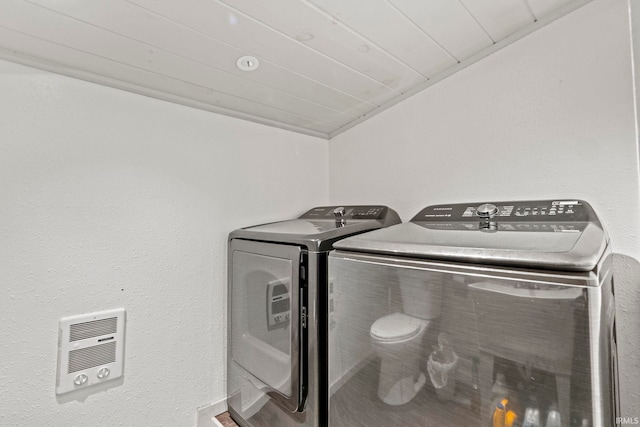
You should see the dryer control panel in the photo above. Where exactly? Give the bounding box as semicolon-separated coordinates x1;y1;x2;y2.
300;205;389;220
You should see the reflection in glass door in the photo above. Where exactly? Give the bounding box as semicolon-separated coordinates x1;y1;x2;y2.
328;252;613;427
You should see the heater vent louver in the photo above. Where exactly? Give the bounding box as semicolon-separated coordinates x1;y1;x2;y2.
68;341;116;373
70;317;117;342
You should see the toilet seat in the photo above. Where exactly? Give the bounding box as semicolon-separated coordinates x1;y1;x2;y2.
370;313;423;342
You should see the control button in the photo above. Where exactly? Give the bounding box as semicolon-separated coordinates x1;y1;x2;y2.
74;373;88;386
275;315;282;322
476;203;498;219
333;207;346;217
97;367;110;379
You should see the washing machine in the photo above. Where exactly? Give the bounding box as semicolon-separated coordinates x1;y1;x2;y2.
327;200;618;427
227;205;401;427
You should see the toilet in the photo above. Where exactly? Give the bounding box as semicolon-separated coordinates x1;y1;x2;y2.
370;270;443;405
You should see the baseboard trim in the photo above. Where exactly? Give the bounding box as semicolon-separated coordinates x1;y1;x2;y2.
196;398;228;427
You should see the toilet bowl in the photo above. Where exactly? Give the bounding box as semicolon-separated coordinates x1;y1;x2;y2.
370;312;429;405
370;270;443;405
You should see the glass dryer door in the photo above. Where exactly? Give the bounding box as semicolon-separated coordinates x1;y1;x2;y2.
229;239;306;412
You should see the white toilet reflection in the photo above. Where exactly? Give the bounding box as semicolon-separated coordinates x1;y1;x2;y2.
369;270;443;405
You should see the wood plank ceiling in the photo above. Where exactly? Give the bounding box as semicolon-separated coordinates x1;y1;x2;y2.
0;0;591;139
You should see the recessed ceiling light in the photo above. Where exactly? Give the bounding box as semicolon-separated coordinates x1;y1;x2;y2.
296;32;314;42
236;55;260;71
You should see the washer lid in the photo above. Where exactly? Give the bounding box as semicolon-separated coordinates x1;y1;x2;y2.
334;200;608;271
370;313;422;341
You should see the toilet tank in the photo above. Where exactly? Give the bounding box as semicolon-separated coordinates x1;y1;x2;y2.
397;268;443;319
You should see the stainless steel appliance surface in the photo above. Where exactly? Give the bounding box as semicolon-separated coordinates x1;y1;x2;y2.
328;200;618;427
227;206;401;427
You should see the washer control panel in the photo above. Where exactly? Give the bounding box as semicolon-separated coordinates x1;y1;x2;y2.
411;200;598;232
414;200;591;222
300;205;388;220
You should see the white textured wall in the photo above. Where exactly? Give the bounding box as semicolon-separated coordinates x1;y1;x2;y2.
0;59;328;426
329;0;640;418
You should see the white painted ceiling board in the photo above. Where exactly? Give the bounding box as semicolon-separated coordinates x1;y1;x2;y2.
458;0;535;42
0;26;331;135
2;1;357;132
130;0;399;105
388;0;494;62
527;0;576;19
308;0;457;79
0;0;594;138
219;0;423;93
28;0;375;118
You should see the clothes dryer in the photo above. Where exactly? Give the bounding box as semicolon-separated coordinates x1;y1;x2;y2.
328;200;618;427
227;206;401;427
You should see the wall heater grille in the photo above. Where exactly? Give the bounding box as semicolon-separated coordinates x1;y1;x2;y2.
56;308;125;395
68;341;117;373
70;317;117;342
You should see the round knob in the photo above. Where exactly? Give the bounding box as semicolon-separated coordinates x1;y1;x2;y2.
333;207;346;217
74;373;88;386
97;367;111;379
476;203;498;219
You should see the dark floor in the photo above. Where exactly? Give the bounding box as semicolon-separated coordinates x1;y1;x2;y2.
216;412;238;427
220;360;480;427
329;358;479;427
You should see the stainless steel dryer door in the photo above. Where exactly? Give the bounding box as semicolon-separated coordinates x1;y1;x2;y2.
229;239;305;412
